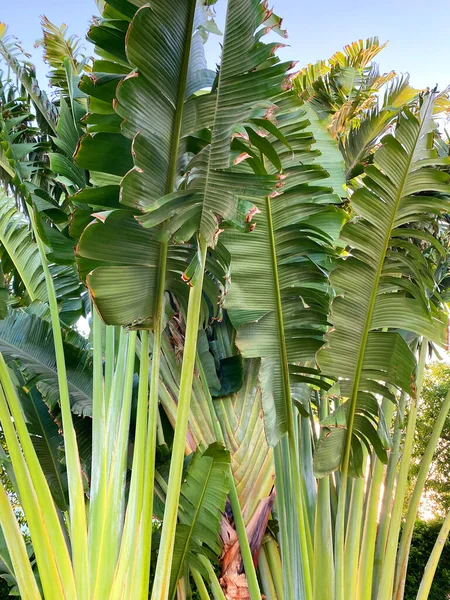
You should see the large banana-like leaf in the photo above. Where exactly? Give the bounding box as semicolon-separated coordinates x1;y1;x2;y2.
76;0;283;325
224;98;346;445
75;0;210;326
168;444;230;599
76;210;230;327
316;93;449;477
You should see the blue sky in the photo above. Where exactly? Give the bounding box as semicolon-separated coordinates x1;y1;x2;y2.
2;0;449;93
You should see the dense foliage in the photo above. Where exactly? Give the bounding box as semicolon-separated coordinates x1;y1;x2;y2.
0;3;449;600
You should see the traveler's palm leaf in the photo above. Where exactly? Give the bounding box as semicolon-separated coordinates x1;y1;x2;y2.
225;98;346;444
315;93;450;476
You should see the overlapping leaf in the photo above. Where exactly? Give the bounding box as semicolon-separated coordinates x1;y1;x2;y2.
315;93;450;476
224;97;346;445
77;0;289;327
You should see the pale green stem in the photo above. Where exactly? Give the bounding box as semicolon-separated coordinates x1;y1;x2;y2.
92;331;136;599
110;330;150;599
152;238;207;600
373;391;407;593
300;413;316;539
357;398;395;600
134;243;168;600
32;209;89;598
197;354;262;600
157;409;166;446
197;554;227;600
258;545;278;600
105;329;127;474
88;329;127;590
191;567;211;600
88;310;108;589
265;536;285;600
0;484;41;599
273;442;296;600
89;309;105;514
104;325;115;406
394;386;450;599
416;508;450;600
314;396;334;600
377;341;427;600
344;475;365;598
0;372;72;598
266;194;312;599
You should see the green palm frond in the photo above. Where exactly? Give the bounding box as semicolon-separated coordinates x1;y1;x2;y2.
225;97;346;445
0;195;84;321
316;92;450;477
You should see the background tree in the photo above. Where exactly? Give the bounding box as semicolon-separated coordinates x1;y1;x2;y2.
409;362;450;518
404;520;450;600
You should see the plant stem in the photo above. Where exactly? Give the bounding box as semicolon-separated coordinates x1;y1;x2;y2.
0;483;41;599
151;237;208;600
314;396;334;600
394;385;450;599
273;442;296;600
104;325;115;404
31;209;89;598
0;366;73;598
135;243;169;600
258;545;278;600
377;340;427;600
191;568;211;600
344;475;365;598
90;308;104;502
110;330;150;599
265;536;285;600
